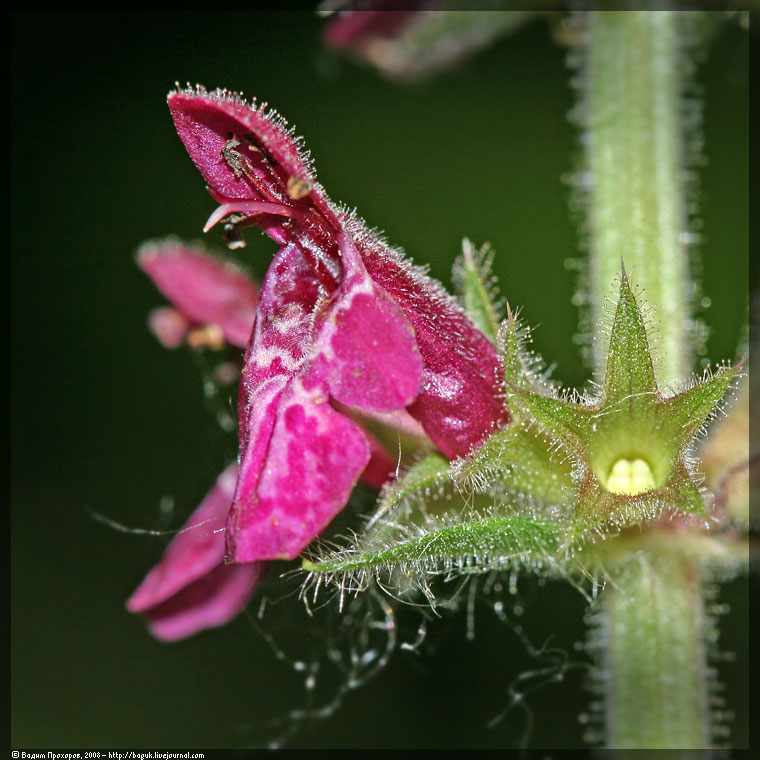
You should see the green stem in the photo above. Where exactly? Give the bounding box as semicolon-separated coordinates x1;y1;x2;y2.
580;11;713;749
583;11;693;388
599;548;710;749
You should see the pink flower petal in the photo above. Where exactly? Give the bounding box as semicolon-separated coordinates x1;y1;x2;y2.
169;88;314;205
322;7;418;49
350;219;508;458
142;562;261;642
138;240;259;349
169;87;342;289
227;376;371;561
229;243;372;561
234;244;321;513
127;464;261;640
310;234;422;412
228;238;424;562
127;465;238;612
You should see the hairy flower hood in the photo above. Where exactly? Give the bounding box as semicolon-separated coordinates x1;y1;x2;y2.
167;85;508;563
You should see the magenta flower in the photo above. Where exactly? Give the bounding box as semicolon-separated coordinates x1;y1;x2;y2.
228;237;421;561
137;239;399;488
126;464;262;642
138;240;260;350
129;86;509;638
129;240;404;638
320;4;535;83
167;85;509;563
322;5;420;52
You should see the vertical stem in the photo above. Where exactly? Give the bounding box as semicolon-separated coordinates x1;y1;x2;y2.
600;549;710;749
579;11;713;749
584;11;692;388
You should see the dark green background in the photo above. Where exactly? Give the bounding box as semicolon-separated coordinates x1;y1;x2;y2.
11;11;750;749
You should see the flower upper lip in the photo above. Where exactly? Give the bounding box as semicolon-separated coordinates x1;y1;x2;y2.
169;86;345;290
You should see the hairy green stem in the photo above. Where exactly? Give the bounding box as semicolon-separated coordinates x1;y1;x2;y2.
599;549;710;749
583;11;694;388
580;11;711;749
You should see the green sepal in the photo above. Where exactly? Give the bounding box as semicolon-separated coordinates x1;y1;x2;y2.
372;451;454;527
499;305;541;393
602;268;659;403
511;387;592;444
450;424;574;507
500;307;523;389
452;239;503;344
658;461;709;518
663;365;741;444
302;515;565;577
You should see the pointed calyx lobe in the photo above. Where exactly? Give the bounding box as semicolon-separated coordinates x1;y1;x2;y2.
507;271;738;528
168;86;508;469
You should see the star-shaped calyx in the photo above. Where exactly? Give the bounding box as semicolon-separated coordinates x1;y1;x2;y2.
502;267;741;538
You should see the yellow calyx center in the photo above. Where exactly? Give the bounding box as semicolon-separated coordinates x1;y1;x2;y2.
605;457;656;495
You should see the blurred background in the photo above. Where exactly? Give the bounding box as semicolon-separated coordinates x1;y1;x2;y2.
12;10;750;749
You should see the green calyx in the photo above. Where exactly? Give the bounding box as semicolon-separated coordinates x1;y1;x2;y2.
301;269;739;593
505;269;739;533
